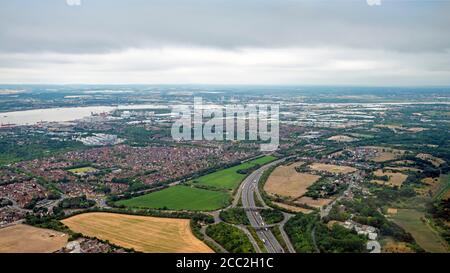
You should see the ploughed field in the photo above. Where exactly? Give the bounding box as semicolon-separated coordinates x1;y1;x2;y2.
0;224;68;253
116;155;277;211
62;212;213;253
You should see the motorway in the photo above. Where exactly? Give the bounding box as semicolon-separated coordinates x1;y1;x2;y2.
240;159;286;253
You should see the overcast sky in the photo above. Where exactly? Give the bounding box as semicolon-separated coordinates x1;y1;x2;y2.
0;0;449;86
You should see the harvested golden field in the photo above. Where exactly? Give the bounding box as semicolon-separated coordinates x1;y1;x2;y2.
272;202;313;214
327;135;357;142
295;196;332;209
309;163;357;174
387;208;398;215
363;146;405;162
62;212;213;253
417;153;445;167
422;177;439;185
385;167;421;173
264;162;320;199
0;224;68;253
372;169;408;187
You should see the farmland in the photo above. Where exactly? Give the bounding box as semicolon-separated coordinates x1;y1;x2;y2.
62;212;213;253
417;153;445;167
116;155;276;211
363;146;405;162
0;224;68;253
264;162;320;199
309;163;357;174
390;209;449;253
193;155;277;190
371;169;408;187
116;185;229;211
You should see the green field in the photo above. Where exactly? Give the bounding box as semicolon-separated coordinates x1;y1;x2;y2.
391;209;449;253
192;155;277;190
435;175;450;200
116;185;230;211
116;155;277;211
68;166;98;175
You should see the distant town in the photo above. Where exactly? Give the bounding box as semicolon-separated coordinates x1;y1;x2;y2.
0;85;449;253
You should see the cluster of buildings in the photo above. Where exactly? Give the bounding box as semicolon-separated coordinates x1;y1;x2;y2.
339;219;378;241
7;144;254;200
0;179;48;208
57;238;128;253
77;133;124;146
0;207;26;227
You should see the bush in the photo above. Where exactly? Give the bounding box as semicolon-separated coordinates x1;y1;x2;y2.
206;223;255;253
219;208;250;225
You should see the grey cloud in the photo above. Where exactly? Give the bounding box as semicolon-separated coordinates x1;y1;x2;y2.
1;0;450;53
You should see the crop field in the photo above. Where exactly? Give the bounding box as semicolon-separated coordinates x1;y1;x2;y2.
0;224;68;253
264;162;320;199
62;212;213;253
116;185;230;211
193;155;277;190
362;146;405;162
371;169;408;187
390;209;448;253
309;163;357;174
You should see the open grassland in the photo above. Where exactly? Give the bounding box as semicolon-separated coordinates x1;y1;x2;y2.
309;163;357;174
390;209;448;253
193;155;277;190
62;212;213;253
116;185;230;211
264;162;320;199
0;224;67;253
295;196;333;209
371;169;408;187
435;175;450;200
68;166;97;175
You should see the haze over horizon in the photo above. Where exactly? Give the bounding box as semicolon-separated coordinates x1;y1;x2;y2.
1;0;450;86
